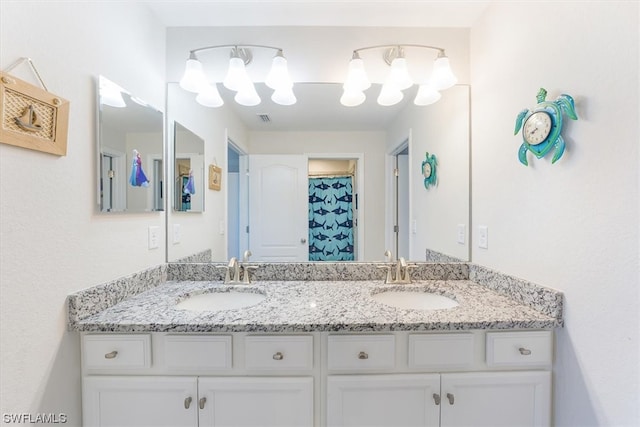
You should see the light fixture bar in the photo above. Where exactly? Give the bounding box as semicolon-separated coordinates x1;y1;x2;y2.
180;43;296;108
340;43;456;107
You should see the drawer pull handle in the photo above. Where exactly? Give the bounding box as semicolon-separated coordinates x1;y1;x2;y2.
519;347;532;356
199;397;207;409
433;393;441;405
446;393;455;405
358;351;369;360
272;352;284;361
104;350;118;359
184;397;192;409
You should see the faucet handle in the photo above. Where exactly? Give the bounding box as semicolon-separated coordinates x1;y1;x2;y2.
377;265;394;284
215;265;232;283
243;250;252;263
241;265;259;284
384;250;393;262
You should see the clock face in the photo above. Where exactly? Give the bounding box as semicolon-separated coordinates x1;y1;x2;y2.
423;162;432;178
523;111;552;145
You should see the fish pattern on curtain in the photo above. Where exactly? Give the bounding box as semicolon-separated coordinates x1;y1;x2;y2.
308;176;354;261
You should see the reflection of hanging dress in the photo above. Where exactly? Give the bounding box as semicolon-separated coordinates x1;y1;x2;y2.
129;152;149;187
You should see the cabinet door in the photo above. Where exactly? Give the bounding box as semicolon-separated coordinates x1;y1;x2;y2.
327;374;440;427
440;371;551;427
198;377;313;427
83;376;197;427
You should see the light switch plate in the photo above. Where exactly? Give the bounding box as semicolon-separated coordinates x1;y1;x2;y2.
148;226;160;249
173;224;181;244
478;225;488;249
457;224;466;244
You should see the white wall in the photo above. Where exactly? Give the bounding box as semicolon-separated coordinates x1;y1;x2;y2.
167;84;249;261
0;2;166;424
470;2;639;425
249;131;387;260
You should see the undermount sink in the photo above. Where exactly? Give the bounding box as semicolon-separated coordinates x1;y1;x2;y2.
371;290;459;310
176;290;266;312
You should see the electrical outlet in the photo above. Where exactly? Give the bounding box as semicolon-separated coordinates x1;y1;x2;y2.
457;224;466;244
148;226;160;249
173;224;181;244
478;225;488;249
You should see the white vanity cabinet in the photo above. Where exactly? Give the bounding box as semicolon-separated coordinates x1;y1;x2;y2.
325;331;552;427
81;330;553;427
81;334;315;427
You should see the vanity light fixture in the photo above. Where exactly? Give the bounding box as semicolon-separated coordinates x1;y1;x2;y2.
341;44;458;107
179;44;296;108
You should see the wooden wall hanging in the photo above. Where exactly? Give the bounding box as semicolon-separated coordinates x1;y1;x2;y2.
0;59;69;156
209;164;222;191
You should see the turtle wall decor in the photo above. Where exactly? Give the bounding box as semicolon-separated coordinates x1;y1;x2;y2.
422;152;437;189
514;88;578;166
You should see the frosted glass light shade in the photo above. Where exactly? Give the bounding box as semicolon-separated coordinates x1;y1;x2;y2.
223;56;253;92
340;88;366;107
196;83;224;108
179;58;208;93
343;56;371;92
271;86;297;106
265;51;293;90
388;57;413;90
234;84;261;106
414;83;441;106
431;55;458;90
377;82;403;106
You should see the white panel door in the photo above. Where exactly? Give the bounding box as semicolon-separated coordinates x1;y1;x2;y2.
198;377;314;427
249;155;308;261
440;371;551;427
82;376;197;427
327;374;440;427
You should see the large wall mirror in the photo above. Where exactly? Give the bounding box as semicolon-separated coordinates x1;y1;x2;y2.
166;81;470;263
173;121;205;213
97;76;164;213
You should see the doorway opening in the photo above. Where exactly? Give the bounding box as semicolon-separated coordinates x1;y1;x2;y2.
392;140;410;259
307;155;363;261
227;139;248;260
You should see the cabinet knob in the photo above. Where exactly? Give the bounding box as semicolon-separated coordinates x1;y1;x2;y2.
358;351;369;360
184;397;192;409
272;352;284;361
446;393;455;405
199;397;207;410
104;350;118;359
433;393;441;405
300;238;307;244
519;347;532;356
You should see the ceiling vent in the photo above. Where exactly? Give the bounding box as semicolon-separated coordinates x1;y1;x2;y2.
257;114;271;123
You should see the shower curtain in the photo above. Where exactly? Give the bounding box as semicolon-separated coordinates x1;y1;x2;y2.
308;176;354;261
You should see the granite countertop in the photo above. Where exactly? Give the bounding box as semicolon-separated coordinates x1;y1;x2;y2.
71;279;561;333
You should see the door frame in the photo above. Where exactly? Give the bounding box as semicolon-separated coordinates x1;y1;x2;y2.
225;135;248;261
306;152;365;261
385;130;413;260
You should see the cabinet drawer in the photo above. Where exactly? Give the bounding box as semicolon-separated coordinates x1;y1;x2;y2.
244;335;313;370
486;331;552;367
165;335;232;371
408;333;475;369
327;335;395;371
83;334;151;370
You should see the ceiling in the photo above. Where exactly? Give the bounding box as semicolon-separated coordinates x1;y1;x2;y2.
146;1;490;28
146;1;489;131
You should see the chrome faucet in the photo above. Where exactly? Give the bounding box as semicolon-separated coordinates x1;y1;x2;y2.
378;252;415;284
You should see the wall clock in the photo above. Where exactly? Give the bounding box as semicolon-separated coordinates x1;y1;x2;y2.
514;88;577;166
422;152;437;189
